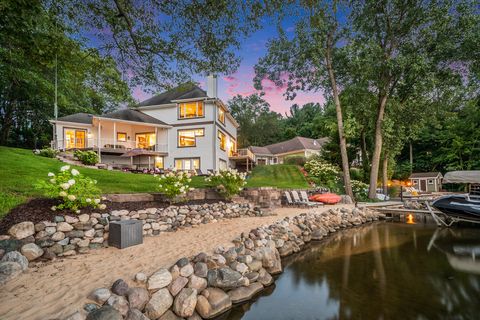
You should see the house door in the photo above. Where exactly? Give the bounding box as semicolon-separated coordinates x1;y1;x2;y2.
64;128;86;149
420;180;426;192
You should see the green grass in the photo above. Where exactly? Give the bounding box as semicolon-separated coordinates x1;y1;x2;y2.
246;164;309;189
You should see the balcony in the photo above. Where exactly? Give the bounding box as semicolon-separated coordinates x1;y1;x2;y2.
53;138;168;154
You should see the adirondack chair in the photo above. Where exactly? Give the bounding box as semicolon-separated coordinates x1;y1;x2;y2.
284;191;295;206
300;191;322;207
291;190;310;207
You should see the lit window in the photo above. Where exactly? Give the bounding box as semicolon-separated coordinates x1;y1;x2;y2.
136;133;156;149
228;139;236;157
178;129;204;147
117;132;127;142
155;156;164;169
218;130;226;151
218;106;225;124
179;101;204;119
175;158;200;170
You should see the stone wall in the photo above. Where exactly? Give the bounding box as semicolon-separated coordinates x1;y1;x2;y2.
0;202;266;285
63;207;384;320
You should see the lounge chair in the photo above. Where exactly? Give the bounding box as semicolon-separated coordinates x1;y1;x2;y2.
291;190;311;207
284;191;295;206
300;190;323;207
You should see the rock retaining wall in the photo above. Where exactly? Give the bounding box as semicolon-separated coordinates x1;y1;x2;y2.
64;207;383;320
0;202;266;285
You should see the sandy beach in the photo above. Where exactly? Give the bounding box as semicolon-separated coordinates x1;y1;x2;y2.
0;205;352;320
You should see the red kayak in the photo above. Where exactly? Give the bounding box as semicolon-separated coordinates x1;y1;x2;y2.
309;193;341;204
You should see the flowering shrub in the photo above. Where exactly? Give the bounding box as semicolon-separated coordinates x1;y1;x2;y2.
158;169;194;202
74;150;99;165
351;179;369;201
34;147;59;158
205;169;247;199
36;165;105;212
304;158;340;190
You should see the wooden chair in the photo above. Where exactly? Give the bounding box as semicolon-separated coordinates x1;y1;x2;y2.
284;191;295;206
300;190;322;207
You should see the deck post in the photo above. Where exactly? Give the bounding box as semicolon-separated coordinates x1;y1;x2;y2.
97;120;102;163
154;127;158;151
113;121;116;149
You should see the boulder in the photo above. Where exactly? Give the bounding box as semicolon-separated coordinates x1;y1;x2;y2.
207;267;243;289
246;259;262;272
125;309;149;320
1;251;28;271
188;275;207;292
148;268;173;290
257;268;274;286
127;287;149;310
8;222;35;239
179;264;194;277
159;310;183;320
51;231;66;241
228;282;264;304
20;243;44;261
135;272;147;283
88;288;112;304
193;262;208;278
111;279;129;296
195;288;232;319
145;288;173;319
64;311;87;320
86;306;122;320
0;261;23;285
57;222;74;232
173;288;197;317
106;294;129;316
168;276;188;296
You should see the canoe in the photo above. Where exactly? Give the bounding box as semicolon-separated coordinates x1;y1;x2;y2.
309;193;341;204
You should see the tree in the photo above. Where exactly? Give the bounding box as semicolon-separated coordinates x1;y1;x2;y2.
254;1;354;199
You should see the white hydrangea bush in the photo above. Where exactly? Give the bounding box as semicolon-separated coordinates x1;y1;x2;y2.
36;165;105;212
205;168;247;199
303;158;341;190
157;169;194;202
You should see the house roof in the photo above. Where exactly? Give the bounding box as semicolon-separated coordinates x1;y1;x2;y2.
138;84;208;107
250;136;328;156
56;113;94;124
99;109;168;126
409;172;442;179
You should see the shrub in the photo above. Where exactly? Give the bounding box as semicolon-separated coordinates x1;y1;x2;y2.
74;150;99;165
36;165;105;212
304;158;340;190
284;155;307;166
351;179;369;201
158;169;193;202
34;147;59;158
205;169;247;199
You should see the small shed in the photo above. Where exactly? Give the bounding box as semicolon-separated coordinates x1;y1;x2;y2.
409;172;443;192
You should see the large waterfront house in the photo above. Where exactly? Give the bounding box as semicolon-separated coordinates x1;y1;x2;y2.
230;136;328;170
50;76;239;172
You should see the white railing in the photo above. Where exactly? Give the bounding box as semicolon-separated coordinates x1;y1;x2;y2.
53;139;168;153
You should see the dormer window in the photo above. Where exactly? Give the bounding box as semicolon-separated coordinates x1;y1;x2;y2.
179;101;204;119
218;106;225;124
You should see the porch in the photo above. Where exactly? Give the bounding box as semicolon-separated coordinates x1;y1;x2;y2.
229;148;256;171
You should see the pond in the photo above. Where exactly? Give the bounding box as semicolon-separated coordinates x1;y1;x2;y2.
224;222;480;320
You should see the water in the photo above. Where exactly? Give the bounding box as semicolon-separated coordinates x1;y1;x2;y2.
224;222;480;320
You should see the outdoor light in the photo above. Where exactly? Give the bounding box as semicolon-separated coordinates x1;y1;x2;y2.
406;214;415;224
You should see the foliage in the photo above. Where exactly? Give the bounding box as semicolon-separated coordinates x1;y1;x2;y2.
34;147;59;158
205;169;247;199
304;159;340;191
74;150;99;165
349;168;365;182
351;180;369;202
36;165;104;212
284;155;307;166
157;170;194;202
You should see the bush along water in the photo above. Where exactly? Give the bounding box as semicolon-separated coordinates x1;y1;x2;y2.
351;179;369;201
157;169;194;203
36;165;105;212
205;168;247;199
74;150;99;165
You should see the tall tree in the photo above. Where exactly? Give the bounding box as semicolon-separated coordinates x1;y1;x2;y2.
254;1;354;199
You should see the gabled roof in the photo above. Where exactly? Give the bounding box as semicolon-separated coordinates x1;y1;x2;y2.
56;113;94;124
138;84;208;107
409;172;442;179
249;136;328;156
100;109;168;125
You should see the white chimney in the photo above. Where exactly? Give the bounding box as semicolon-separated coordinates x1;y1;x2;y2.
207;74;218;98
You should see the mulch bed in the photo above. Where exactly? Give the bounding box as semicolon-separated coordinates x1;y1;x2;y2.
0;197;228;235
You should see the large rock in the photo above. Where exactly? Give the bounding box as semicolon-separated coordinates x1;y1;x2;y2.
148;268;173;290
0;261;23;285
1;251;28;271
257;268;274;286
173;288;197;317
195;288;232;319
145;288;173;319
88;288;112;304
159;310;183;320
207;267;243;289
86;306;122;320
256;247;282;274
228;282;264;303
168;276;188;296
179;264;194;277
125;309;150;320
128;287;149;310
57;222;74;232
193;262;208;278
188;275;207;292
111;279;129;296
8;222;35;240
20;243;44;261
106;294;129;316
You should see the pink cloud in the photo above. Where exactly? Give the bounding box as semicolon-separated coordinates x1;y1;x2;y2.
132;86;150;102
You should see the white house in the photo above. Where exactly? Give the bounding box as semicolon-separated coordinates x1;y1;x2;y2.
50;76;239;172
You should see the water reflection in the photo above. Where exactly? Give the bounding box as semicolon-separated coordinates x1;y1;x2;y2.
225;223;480;320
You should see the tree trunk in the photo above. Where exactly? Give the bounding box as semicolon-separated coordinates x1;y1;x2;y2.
368;93;388;199
325;30;354;200
360;129;370;180
382;151;388;195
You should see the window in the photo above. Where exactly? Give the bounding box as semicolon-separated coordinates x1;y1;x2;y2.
413;180;418;185
229;139;236;157
136;133;156;149
117;132;127;142
178;101;204;119
219;159;227;170
218;130;226;151
178;129;204;147
64;128;86;149
155;156;164;169
175;158;200;170
428;179;434;185
218;106;225;124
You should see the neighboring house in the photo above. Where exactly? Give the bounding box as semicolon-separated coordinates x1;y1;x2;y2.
230;136;328;170
50;75;239;172
409;172;443;192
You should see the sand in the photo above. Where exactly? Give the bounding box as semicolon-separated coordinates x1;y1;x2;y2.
0;205;351;320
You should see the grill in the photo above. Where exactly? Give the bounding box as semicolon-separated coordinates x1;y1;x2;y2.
108;220;143;249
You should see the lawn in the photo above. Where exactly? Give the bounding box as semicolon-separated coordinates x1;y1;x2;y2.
0;146;309;218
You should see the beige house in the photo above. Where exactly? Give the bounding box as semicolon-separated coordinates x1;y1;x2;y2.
409;172;443;192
